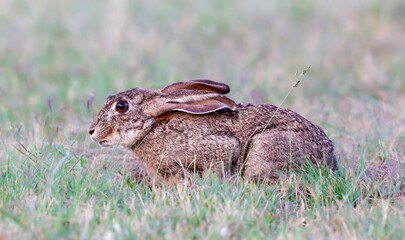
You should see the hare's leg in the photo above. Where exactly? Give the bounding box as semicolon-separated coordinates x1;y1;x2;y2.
180;135;241;178
157;163;195;187
143;166;193;187
242;131;306;183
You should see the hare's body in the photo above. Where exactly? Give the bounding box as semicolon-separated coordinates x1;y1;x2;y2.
89;80;335;185
135;104;335;183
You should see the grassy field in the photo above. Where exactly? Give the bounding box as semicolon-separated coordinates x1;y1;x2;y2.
1;0;405;239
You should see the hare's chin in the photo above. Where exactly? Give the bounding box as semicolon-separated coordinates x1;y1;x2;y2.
99;140;112;147
90;137;112;147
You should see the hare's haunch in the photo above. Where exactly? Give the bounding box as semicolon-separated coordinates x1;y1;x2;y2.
89;80;336;185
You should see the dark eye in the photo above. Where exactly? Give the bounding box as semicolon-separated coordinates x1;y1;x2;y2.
116;101;129;113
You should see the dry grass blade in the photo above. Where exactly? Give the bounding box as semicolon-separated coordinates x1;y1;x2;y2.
12;141;37;164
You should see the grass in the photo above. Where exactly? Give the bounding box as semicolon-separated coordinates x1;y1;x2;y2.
1;0;405;239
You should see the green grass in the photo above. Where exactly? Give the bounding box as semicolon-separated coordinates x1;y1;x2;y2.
1;0;405;239
2;146;405;239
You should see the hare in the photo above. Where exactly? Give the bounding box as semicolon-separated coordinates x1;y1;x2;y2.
89;80;336;185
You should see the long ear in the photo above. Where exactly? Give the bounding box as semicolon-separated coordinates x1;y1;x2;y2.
144;90;236;117
160;79;230;94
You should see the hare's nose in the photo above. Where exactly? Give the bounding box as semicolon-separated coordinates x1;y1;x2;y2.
89;129;95;135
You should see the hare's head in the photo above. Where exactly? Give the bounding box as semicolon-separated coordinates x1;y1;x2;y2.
89;80;236;148
88;88;156;148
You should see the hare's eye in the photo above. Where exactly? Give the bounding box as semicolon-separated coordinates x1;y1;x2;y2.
116;101;129;113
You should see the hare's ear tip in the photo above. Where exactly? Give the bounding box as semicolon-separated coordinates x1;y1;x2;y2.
224;86;231;94
228;102;237;111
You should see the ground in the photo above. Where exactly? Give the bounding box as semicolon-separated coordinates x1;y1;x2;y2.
0;0;405;239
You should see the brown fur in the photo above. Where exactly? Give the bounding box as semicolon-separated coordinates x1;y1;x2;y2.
89;80;336;185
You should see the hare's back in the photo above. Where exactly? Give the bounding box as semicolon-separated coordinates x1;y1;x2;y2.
235;103;317;132
235;104;333;145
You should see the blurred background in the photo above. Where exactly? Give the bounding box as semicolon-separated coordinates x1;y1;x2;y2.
0;0;404;161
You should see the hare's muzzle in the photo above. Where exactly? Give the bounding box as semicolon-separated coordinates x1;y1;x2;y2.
88;128;98;143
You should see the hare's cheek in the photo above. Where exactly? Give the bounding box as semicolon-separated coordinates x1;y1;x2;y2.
131;120;143;129
120;129;141;147
105;133;121;144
